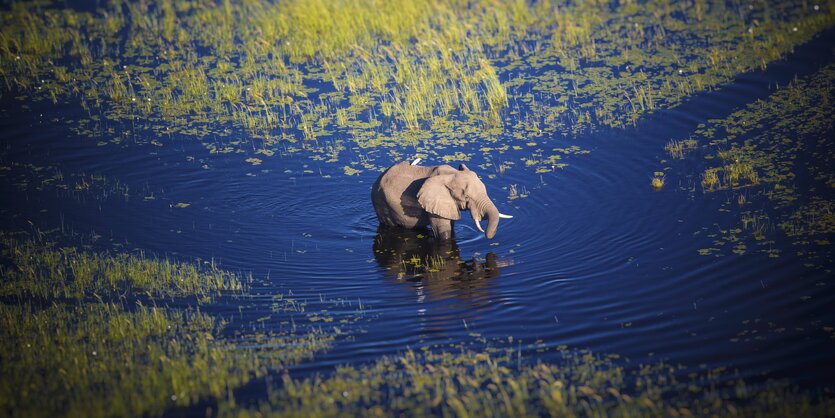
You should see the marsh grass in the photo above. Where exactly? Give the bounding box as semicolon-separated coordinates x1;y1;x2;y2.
0;235;248;299
722;159;760;188
0;232;350;418
665;138;698;159
1;0;833;172
741;211;771;240
0;300;336;418
507;183;529;199
215;344;835;418
687;61;835;258
0;162;131;201
400;253;449;274
701;168;720;191
2;302;217;417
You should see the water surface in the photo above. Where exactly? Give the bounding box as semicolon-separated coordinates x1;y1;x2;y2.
1;25;834;398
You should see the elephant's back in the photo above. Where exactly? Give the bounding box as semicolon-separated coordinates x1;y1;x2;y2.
371;162;428;228
378;163;427;198
372;163;406;201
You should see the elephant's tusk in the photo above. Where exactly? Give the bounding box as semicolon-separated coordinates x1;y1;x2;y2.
411;158;422;166
474;220;485;233
499;213;513;219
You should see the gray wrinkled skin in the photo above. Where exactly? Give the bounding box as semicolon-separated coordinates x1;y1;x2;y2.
371;162;502;240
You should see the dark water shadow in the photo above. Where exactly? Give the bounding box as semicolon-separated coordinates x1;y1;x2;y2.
372;226;502;306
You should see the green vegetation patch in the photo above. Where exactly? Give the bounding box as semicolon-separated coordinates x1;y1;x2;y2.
685;60;835;262
0;301;335;418
0;233;343;417
1;0;833;173
665;138;698;159
216;344;835;417
0;235;248;299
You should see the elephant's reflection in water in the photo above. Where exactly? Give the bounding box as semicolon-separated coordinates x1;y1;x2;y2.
373;226;503;305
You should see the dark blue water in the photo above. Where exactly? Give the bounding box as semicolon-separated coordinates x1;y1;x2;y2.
1;30;834;395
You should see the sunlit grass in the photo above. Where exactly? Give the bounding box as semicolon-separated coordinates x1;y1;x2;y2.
215;344;835;418
0;0;832;171
701;168;720;191
651;172;665;190
0;232;341;417
665;138;698;159
686;60;835;258
741;211;771;240
0;300;336;418
724;160;760;187
0;235;248;299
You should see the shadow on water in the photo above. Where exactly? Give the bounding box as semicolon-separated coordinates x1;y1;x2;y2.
373;226;503;306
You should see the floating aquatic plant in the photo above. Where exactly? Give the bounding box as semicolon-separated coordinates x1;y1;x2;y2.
651;172;666;190
682;61;835;260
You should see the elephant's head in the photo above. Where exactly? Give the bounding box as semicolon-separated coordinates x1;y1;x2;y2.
417;164;511;239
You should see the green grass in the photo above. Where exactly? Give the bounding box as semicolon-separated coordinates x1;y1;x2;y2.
0;233;340;418
651;172;665;190
718;153;761;188
215;345;835;418
0;235;248;299
665;138;698;159
0;301;335;418
684;60;835;259
0;0;833;172
701;168;720;191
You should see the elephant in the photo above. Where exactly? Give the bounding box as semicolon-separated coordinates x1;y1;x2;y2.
371;160;511;240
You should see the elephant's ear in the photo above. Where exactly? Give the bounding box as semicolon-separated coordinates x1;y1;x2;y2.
417;175;460;220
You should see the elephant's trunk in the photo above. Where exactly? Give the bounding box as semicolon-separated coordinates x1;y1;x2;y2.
473;197;500;239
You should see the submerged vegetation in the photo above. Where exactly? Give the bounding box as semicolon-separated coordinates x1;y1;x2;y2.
1;0;833;172
0;161;132;201
685;60;835;261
